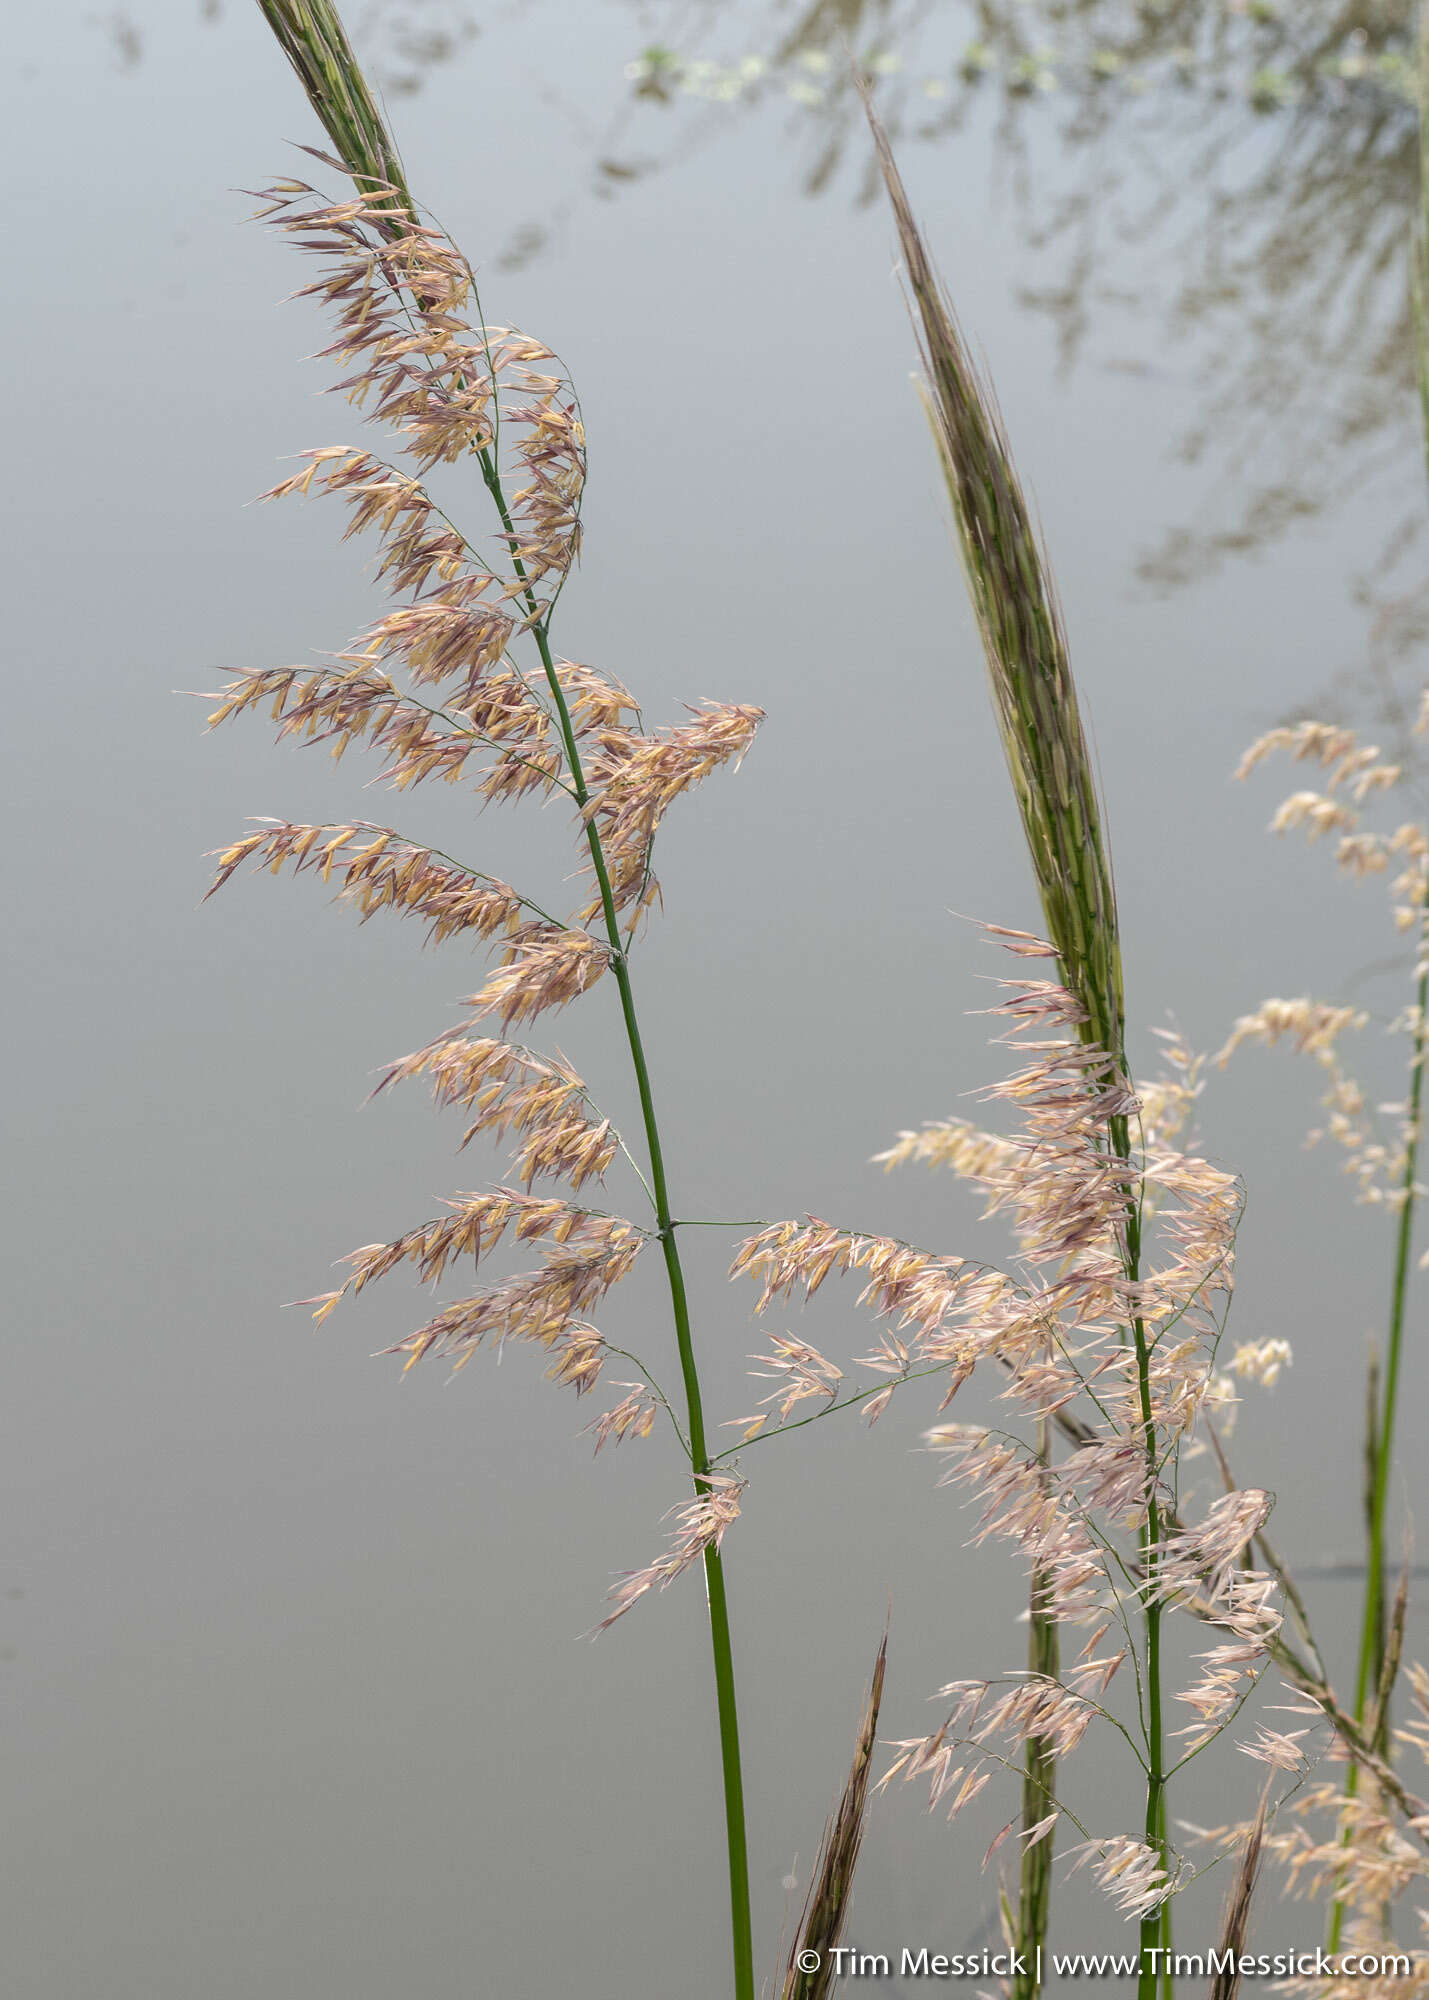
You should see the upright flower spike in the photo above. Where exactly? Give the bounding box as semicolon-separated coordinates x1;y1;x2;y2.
860;93;1124;1070
859;84;1186;1988
256;0;408;202
781;1638;888;2000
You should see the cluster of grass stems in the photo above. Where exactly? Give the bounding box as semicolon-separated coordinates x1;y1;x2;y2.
209;4;1429;1995
1322;1;1429;1959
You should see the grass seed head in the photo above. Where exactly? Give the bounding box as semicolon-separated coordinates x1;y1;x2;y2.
861;90;1124;1065
781;1636;888;2000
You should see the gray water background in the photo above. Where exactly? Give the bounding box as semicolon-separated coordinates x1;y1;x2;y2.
7;2;1429;1993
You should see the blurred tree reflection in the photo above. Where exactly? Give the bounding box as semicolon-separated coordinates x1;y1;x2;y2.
149;0;1429;712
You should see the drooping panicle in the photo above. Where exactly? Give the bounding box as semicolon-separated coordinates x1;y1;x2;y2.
304;1187;645;1391
1064;1836;1173;1923
597;1475;746;1631
205;821;526;945
468;925;610;1029
252;176;585;614
374;1033;617;1187
577;699;765;921
207;657;550;793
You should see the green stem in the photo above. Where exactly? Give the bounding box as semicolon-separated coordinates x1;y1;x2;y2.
1012;1418;1057;2000
489;463;754;1993
1328;926;1428;1951
1138;1556;1166;2000
252;16;752;1979
1117;1149;1167;2000
401;199;759;1994
1331;9;1429;1943
1327;8;1429;1935
1365;1349;1386;1736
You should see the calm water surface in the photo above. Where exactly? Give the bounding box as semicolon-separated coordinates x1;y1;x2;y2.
7;3;1429;1993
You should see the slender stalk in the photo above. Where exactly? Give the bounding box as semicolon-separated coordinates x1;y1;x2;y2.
1357;1024;1423;1722
1328;929;1428;1951
858;96;1175;1993
1415;0;1429;491
1325;6;1429;1946
1365;1349;1385;1734
1053;1327;1429;1842
1013;1418;1057;2000
1122;1188;1167;2000
250;7;754;1992
528;611;754;1997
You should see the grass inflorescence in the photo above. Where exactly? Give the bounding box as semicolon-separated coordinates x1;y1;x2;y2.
203;8;1429;1995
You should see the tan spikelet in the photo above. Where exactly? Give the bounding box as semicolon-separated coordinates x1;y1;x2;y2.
1208;1789;1269;2000
780;1636;888;2000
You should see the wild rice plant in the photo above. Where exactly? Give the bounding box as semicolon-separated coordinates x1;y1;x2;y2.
860;91;1178;1999
221;3;777;1990
210;9;1429;1994
219;10;981;1995
1222;722;1429;1951
785;89;1429;2000
1216;3;1429;1960
858;85;1123;1989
